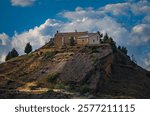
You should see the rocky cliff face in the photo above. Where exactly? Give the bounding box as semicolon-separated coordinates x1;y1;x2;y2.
0;43;150;99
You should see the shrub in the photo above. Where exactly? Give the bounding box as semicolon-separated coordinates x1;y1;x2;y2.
55;83;66;89
5;48;19;61
24;42;32;54
47;73;59;82
44;51;55;59
118;46;128;55
68;84;76;90
47;89;53;93
80;85;89;95
30;86;37;90
70;36;75;46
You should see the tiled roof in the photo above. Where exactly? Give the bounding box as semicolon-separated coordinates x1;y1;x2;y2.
55;31;88;36
78;33;98;39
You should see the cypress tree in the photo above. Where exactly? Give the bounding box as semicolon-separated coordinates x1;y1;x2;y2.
24;42;32;54
5;48;19;61
70;37;75;46
5;52;12;61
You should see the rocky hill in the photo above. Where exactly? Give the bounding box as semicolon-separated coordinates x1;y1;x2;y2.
0;42;150;99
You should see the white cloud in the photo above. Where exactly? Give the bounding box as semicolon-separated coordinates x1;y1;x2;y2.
143;15;150;23
11;0;36;7
60;7;104;21
0;19;60;62
12;19;60;54
60;8;129;45
0;33;11;62
1;0;150;71
102;3;130;16
0;33;10;45
100;0;150;16
129;24;150;45
131;0;150;15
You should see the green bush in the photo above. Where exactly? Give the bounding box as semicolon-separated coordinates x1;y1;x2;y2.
44;51;55;59
24;42;32;54
70;36;75;46
47;89;53;93
30;86;37;90
80;85;89;95
47;73;59;82
55;83;66;89
5;48;19;61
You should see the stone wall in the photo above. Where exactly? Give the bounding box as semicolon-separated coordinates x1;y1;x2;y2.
54;32;88;47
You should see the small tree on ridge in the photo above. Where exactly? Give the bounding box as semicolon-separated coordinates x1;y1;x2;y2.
24;42;32;54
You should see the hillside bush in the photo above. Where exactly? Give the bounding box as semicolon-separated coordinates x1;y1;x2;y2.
47;73;59;82
44;51;55;59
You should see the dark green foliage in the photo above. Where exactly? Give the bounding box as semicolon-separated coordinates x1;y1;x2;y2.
47;73;59;82
11;48;19;57
55;83;66;89
118;46;121;50
80;85;89;95
30;86;37;90
47;89;53;93
24;42;32;54
103;33;109;43
102;33;117;52
70;36;75;46
102;33;116;52
118;46;128;55
121;46;128;55
97;31;103;43
109;37;116;53
97;31;103;38
44;51;56;59
5;48;19;61
5;52;12;61
99;33;117;53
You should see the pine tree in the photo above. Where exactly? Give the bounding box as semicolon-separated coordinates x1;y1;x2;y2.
103;33;109;43
11;48;19;57
118;46;121;50
97;31;103;38
97;31;103;43
118;46;128;55
5;48;19;61
109;37;116;53
24;42;32;54
70;37;75;46
121;46;128;55
5;52;12;61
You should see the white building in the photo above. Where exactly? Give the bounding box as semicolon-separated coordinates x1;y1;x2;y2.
77;33;101;45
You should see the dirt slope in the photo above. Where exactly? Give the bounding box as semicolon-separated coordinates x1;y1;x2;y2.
0;43;150;99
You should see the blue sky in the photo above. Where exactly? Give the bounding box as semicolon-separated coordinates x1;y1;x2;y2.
0;0;126;36
0;0;150;70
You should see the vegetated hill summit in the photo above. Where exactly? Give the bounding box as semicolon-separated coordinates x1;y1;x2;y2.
0;41;150;99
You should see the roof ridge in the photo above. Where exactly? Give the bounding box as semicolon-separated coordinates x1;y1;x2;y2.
57;31;88;34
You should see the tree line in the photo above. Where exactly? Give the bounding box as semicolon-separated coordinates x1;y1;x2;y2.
5;42;32;61
98;32;128;54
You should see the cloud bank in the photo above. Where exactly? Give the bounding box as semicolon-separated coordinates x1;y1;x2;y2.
0;33;11;62
11;0;37;7
1;0;150;70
